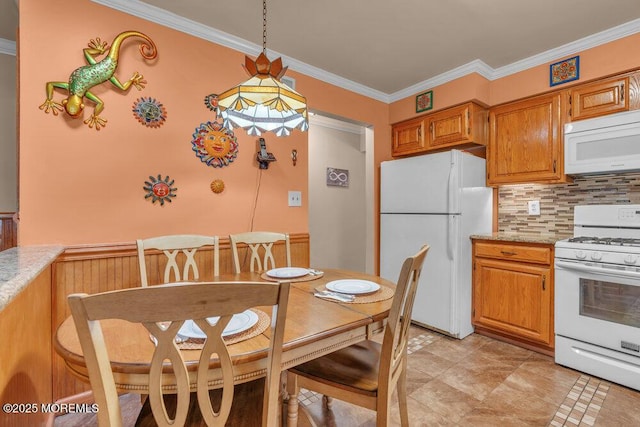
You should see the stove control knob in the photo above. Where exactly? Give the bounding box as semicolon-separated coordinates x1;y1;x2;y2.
590;252;603;261
575;250;587;259
624;255;638;265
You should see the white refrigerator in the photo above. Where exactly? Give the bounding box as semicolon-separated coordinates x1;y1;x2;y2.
380;150;492;339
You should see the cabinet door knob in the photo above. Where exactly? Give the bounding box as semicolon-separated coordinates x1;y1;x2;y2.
542;275;546;291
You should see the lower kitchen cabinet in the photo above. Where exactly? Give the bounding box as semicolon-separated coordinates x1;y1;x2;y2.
472;240;554;355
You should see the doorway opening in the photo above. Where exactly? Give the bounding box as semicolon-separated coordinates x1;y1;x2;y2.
308;113;374;273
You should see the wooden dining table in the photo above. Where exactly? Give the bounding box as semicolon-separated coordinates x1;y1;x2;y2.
54;268;396;424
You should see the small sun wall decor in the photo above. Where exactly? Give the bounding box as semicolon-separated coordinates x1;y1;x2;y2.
204;93;220;114
132;96;167;128
191;121;239;168
210;179;225;194
143;174;177;205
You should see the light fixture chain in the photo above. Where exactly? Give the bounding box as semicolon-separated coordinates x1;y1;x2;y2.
262;0;267;54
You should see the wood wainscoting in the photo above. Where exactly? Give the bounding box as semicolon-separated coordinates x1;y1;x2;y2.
0;214;18;252
52;233;309;401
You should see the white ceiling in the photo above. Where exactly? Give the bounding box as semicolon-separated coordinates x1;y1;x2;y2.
4;0;640;102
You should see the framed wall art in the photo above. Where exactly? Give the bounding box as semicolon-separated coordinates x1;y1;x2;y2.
550;56;579;87
416;90;433;113
326;167;349;187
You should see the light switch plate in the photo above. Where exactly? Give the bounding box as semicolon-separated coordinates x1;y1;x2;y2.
528;200;540;216
288;191;302;207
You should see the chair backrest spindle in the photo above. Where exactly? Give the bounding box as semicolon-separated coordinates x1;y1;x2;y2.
136;234;220;286
229;232;291;273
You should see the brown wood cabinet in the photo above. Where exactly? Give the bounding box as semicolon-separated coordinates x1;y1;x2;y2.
569;76;629;120
426;102;488;150
0;267;53;427
488;92;567;185
472;240;554;355
391;116;427;156
392;101;487;157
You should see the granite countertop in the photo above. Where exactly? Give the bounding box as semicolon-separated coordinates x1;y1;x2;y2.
470;232;570;245
0;245;64;312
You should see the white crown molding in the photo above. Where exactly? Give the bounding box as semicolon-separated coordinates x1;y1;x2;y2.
389;59;494;102
490;18;640;80
310;114;365;134
390;18;640;102
92;0;391;102
0;38;16;56
92;0;640;104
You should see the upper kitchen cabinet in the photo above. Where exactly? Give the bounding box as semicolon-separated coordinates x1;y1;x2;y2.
426;102;488;150
569;76;629;121
392;101;488;157
488;92;567;185
391;116;427;156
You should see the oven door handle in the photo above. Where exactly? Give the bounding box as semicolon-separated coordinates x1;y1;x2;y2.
555;260;640;280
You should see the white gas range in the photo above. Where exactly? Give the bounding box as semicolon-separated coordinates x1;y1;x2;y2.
555;204;640;391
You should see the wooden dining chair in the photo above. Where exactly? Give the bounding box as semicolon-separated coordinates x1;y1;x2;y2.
229;231;291;273
286;245;430;427
136;234;220;286
68;280;289;427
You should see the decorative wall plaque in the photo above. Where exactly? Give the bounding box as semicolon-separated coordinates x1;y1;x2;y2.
416;90;433;113
191;121;239;168
143;175;177;205
326;168;349;187
550;56;579;86
132;96;167;128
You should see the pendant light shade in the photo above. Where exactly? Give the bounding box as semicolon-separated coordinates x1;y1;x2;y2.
217;53;308;137
217;0;309;137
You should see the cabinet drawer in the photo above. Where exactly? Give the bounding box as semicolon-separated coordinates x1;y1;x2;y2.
474;242;551;264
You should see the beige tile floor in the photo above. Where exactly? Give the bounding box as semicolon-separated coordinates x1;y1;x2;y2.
55;325;640;426
299;325;640;426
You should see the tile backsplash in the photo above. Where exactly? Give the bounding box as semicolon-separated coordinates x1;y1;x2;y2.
498;173;640;236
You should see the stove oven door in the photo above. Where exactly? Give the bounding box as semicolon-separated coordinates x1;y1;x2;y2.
555;259;640;354
555;259;640;391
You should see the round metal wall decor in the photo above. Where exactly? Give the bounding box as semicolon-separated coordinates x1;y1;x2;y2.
191;121;238;168
210;179;225;194
143;175;177;205
132;96;167;128
204;93;220;114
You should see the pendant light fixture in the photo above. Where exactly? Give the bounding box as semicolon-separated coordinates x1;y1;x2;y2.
217;0;309;137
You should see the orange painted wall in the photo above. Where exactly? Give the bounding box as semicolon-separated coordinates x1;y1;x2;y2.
18;0;389;246
389;73;491;124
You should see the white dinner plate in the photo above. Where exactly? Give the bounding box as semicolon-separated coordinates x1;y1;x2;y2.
325;279;380;295
178;310;259;339
266;267;310;278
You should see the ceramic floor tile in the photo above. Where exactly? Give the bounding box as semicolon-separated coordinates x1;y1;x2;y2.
408;378;482;423
476;381;561;425
504;365;578;404
406;345;456;378
437;362;514;401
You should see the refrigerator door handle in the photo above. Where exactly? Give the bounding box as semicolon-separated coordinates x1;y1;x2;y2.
447;215;456;260
447;153;458;214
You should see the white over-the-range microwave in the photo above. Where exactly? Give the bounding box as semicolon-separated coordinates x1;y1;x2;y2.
564;109;640;176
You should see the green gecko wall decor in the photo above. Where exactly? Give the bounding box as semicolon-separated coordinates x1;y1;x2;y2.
39;31;158;131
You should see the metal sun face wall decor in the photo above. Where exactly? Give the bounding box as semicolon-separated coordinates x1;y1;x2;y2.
143;175;177;206
38;31;158;131
191;121;239;168
132;96;167;128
